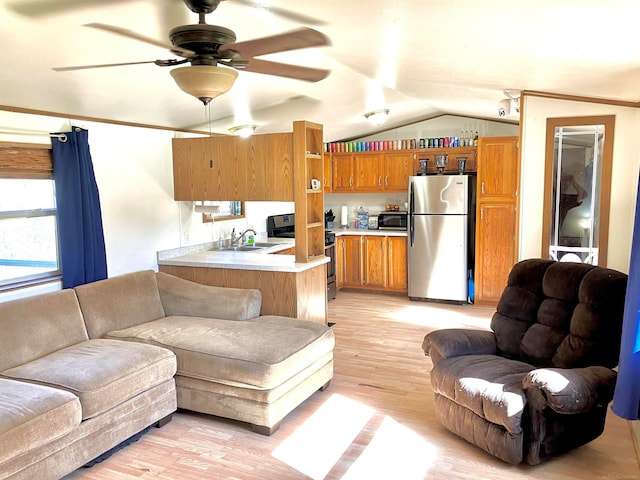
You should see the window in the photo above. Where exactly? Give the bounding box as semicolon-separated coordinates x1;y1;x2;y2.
0;144;60;289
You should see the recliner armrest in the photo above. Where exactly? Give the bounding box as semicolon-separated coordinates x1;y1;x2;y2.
156;272;262;320
422;329;497;365
523;367;617;414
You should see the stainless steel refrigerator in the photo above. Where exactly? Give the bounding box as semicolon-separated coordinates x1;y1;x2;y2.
408;175;476;303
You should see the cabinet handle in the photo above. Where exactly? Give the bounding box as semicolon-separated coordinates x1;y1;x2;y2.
349;176;353;186
210;159;213;168
385;176;389;186
378;176;381;186
481;182;485;194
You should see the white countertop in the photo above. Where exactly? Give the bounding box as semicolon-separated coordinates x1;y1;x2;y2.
157;238;328;273
330;228;408;237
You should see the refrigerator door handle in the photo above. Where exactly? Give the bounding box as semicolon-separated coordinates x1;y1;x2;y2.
409;182;415;247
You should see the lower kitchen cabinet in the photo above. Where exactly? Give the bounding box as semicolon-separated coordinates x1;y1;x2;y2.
387;236;408;291
336;234;407;293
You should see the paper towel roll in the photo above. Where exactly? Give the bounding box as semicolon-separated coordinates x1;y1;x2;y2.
340;205;348;227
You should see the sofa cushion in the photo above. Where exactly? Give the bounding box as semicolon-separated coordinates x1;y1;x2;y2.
431;355;533;434
156;271;261;320
1;339;176;420
0;378;81;465
105;315;335;390
75;270;166;339
0;289;88;371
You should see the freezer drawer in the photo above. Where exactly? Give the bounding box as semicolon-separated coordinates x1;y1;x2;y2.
408;214;468;302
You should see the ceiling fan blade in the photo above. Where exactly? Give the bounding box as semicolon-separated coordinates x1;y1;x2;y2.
225;0;326;26
84;23;195;57
6;0;129;17
223;27;330;59
244;58;329;82
52;61;158;72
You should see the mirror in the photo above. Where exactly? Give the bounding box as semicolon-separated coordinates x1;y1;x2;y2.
542;115;614;265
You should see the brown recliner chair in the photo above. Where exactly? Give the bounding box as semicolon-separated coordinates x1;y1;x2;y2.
422;258;628;465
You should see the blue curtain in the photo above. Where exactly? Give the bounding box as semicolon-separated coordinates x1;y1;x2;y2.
52;127;107;288
612;173;640;420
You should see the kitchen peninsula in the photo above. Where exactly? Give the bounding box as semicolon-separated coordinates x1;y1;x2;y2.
157;240;329;324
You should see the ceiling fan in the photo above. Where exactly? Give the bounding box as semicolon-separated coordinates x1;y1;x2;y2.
49;0;331;105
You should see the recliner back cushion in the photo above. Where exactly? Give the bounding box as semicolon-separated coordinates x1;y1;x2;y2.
0;290;88;371
491;259;627;369
75;270;166;339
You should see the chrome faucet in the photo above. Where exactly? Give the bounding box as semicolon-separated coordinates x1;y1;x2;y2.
231;228;257;245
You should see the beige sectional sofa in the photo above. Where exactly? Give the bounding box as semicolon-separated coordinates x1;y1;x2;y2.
0;270;335;480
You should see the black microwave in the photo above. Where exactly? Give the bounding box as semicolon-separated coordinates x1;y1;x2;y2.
377;212;408;230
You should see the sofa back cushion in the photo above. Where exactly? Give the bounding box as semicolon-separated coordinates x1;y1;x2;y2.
491;259;627;369
0;290;88;371
156;271;262;320
75;270;166;338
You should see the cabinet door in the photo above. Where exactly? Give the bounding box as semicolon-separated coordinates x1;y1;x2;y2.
251;133;293;201
475;204;516;304
323;153;332;193
342;235;362;287
172;137;217;200
477;138;519;201
336;237;345;289
387;236;408;291
384;152;413;191
362;236;387;287
332;154;354;192
354;153;383;192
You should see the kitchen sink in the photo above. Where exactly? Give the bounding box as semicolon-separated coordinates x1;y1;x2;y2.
211;242;281;252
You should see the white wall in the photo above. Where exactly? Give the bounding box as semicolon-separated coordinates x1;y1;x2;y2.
0;111;182;300
519;96;640;273
357;114;518;142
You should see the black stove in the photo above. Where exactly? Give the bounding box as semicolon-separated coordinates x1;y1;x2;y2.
267;213;295;239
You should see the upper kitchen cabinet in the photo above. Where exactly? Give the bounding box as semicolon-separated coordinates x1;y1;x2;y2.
248;133;293;201
323;152;332;193
172;133;294;201
328;146;476;193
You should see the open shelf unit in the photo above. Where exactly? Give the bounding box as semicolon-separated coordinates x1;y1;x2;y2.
293;121;325;262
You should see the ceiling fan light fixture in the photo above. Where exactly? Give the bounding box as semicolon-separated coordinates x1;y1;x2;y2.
229;124;257;137
170;65;238;106
364;109;390;126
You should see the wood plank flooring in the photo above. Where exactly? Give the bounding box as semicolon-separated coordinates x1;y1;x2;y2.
64;291;640;480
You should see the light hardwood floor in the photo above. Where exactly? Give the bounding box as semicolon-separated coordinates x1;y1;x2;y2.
64;291;640;480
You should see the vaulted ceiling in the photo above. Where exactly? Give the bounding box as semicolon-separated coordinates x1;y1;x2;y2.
1;0;639;141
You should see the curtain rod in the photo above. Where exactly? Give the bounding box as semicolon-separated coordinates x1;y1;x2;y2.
0;130;68;142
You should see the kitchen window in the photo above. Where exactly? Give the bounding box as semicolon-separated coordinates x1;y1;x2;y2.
0;145;61;290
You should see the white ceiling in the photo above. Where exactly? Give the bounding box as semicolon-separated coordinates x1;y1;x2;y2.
1;0;639;142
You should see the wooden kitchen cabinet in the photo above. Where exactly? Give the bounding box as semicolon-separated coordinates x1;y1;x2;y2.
354;153;384;191
339;235;363;288
474;136;519;306
412;146;477;175
384;152;413;190
323;152;332;193
336;234;408;293
249;133;293;201
172;133;293;201
362;236;387;287
387;236;408;291
332;153;355;192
